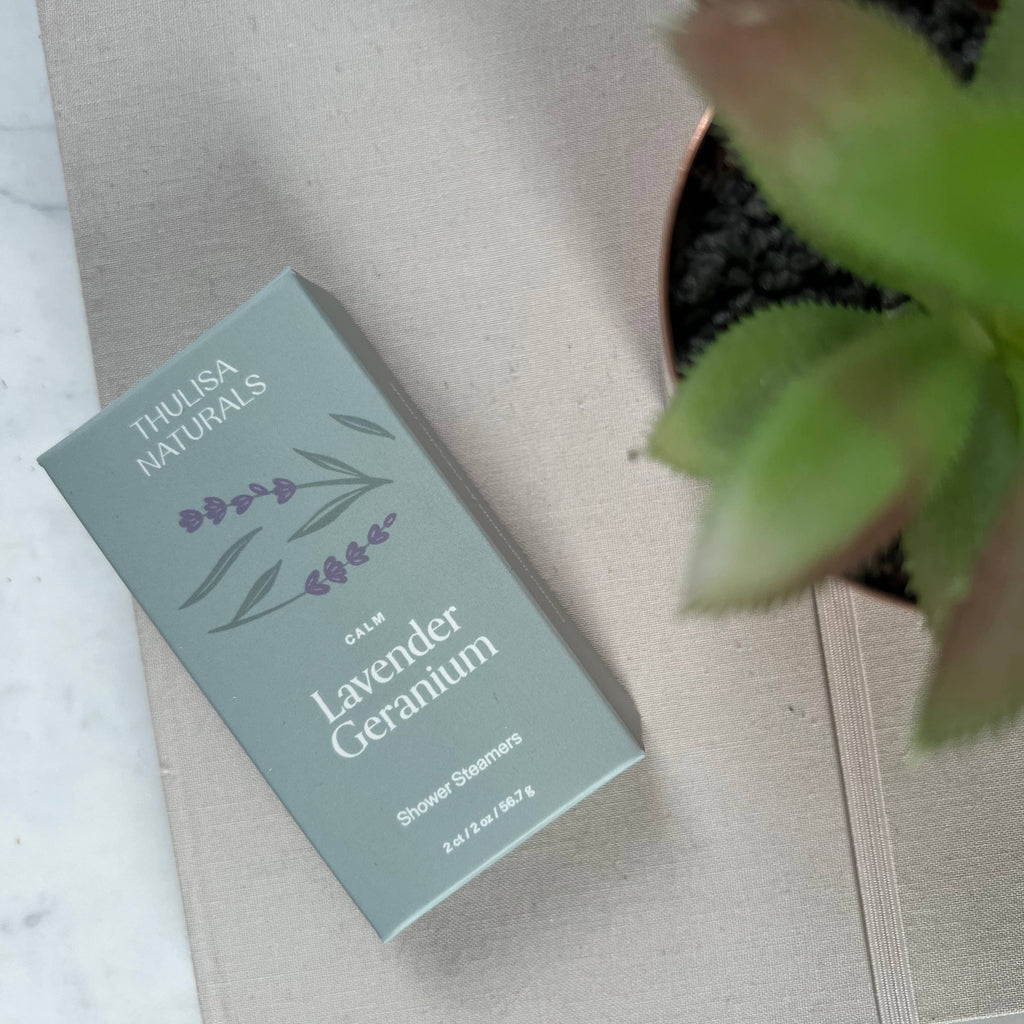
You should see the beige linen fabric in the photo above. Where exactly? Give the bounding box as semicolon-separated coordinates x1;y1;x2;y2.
850;593;1024;1024
35;1;1023;1022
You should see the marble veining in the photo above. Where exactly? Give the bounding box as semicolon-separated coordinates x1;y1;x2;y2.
0;1;202;1020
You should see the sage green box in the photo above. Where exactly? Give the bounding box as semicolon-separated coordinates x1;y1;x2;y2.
39;269;643;940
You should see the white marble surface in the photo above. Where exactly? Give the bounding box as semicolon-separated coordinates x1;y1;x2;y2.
0;1;202;1021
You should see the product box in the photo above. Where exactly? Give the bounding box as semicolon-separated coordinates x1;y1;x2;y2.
39;269;644;940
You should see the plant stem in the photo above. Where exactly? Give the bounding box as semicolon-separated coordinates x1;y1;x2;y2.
295;476;392;489
295;478;362;489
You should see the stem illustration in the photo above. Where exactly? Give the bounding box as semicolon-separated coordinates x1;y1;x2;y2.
209;513;397;634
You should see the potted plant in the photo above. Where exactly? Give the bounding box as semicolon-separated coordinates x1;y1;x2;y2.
659;0;993;606
649;0;1024;745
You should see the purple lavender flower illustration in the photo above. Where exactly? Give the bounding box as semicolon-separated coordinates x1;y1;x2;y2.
304;570;331;596
178;417;398;619
229;494;254;515
272;478;296;504
346;540;369;565
323;556;348;583
208;513;398;633
203;496;228;525
179;509;204;533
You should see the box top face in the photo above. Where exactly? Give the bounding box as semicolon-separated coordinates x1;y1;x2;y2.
41;271;641;939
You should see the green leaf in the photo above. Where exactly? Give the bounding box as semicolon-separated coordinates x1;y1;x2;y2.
288;481;389;542
293;448;366;479
670;0;1024;314
179;527;262;609
1006;355;1024;427
330;413;395;439
687;312;983;609
649;303;883;478
917;471;1024;746
973;0;1024;101
902;365;1019;634
231;560;283;622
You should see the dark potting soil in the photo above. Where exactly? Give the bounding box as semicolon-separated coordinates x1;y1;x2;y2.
665;0;991;601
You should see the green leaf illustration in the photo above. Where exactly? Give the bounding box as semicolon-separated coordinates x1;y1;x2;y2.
293;448;367;479
231;559;283;622
288;480;390;542
330;413;395;440
179;527;262;610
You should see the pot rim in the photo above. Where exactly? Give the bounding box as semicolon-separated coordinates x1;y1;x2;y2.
658;107;715;404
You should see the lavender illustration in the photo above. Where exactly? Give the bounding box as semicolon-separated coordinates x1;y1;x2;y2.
178;479;297;532
178;447;391;539
208;513;397;633
177;413;396;617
